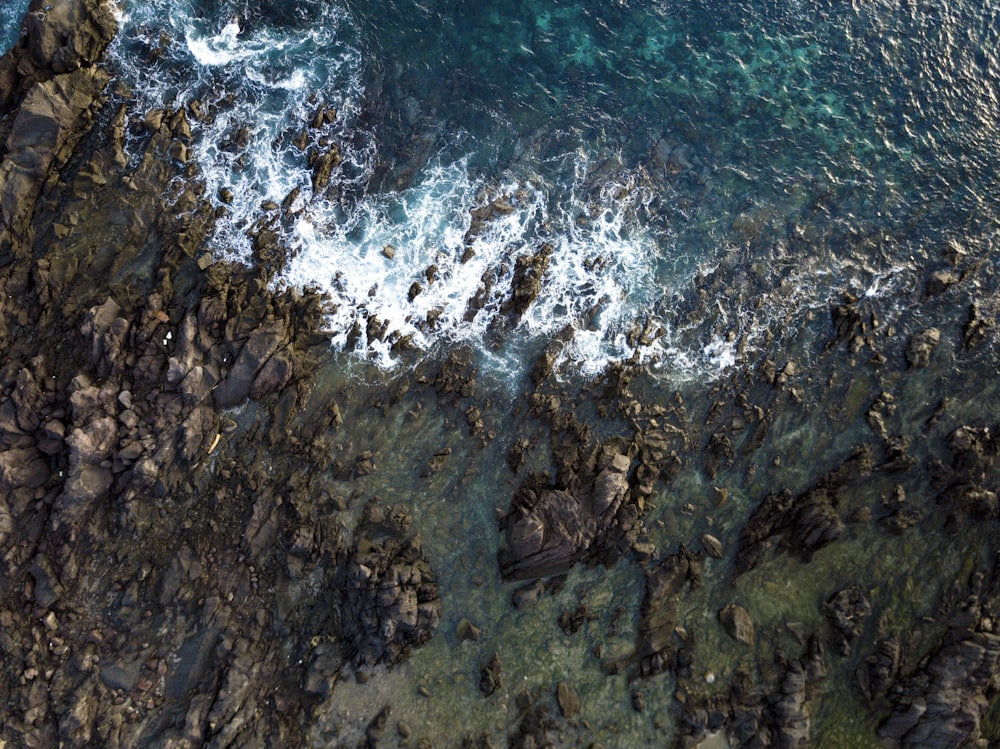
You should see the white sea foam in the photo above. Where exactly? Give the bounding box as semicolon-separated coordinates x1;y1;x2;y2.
107;0;761;383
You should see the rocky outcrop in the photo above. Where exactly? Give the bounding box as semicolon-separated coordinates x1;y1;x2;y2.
628;546;702;678
340;502;441;669
823;585;872;657
0;0;116;106
498;446;632;580
878;570;1000;748
734;446;873;576
678;638;825;749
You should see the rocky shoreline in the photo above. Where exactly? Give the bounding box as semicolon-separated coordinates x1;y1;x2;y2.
3;1;1000;747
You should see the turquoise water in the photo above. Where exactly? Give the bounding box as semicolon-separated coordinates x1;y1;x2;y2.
104;0;1000;383
8;0;1000;743
0;0;29;53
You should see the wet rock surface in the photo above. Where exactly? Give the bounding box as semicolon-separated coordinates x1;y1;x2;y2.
4;2;1000;747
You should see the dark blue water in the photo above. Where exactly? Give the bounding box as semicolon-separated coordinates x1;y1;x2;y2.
103;0;1000;382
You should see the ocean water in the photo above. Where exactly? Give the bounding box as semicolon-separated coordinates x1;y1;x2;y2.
0;0;29;53
6;0;1000;382
104;0;1000;385
7;0;1000;742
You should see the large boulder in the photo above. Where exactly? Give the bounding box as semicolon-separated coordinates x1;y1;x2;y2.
0;0;117;106
499;452;631;581
0;67;109;231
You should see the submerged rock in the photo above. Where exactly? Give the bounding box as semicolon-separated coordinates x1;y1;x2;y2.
734;446;872;576
498;446;631;580
823;585;872;656
340;502;441;668
719;603;755;646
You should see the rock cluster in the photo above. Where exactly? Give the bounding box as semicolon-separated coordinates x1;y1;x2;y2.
0;4;441;746
499;445;632;580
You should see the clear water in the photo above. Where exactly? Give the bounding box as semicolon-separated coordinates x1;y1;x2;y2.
0;0;29;53
105;0;1000;384
8;0;1000;743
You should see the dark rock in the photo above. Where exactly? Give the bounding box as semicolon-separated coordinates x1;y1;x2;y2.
926;269;958;296
632;546;701;678
0;446;49;488
502;244;553;320
311;146;342;193
479;653;502;696
303;642;342;698
498;449;631;581
857;635;901;706
100;657;143;691
250;347;294;399
214;318;288;407
964;303;991;349
0;0;117;106
631;688;646;713
362;706;390;749
558;603;596;635
340;502;440;668
875;567;1000;747
1;67;109;234
734;446;871;576
823;585;871;656
30;556;62;607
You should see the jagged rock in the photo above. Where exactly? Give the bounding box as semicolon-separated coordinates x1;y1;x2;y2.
964;303;991;348
499;449;631;580
508;700;556;749
734;447;872;576
311;145;341;193
632;546;701;678
879;572;1000;748
502;244;553;320
479;653;503;696
362;706;390;749
456;617;481;643
823;585;871;656
719;604;755;646
340;502;440;668
857;635;902;705
0;0;117;106
303;642;342;697
905;327;941;368
926;269;959;296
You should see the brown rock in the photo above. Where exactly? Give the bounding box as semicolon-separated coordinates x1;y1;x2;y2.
556;680;581;718
906;327;941;368
719;603;755;646
700;533;724;559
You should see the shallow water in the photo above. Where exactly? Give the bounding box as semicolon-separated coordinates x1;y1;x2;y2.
50;0;1000;743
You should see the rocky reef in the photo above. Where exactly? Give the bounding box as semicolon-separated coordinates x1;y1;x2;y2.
3;1;1000;747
